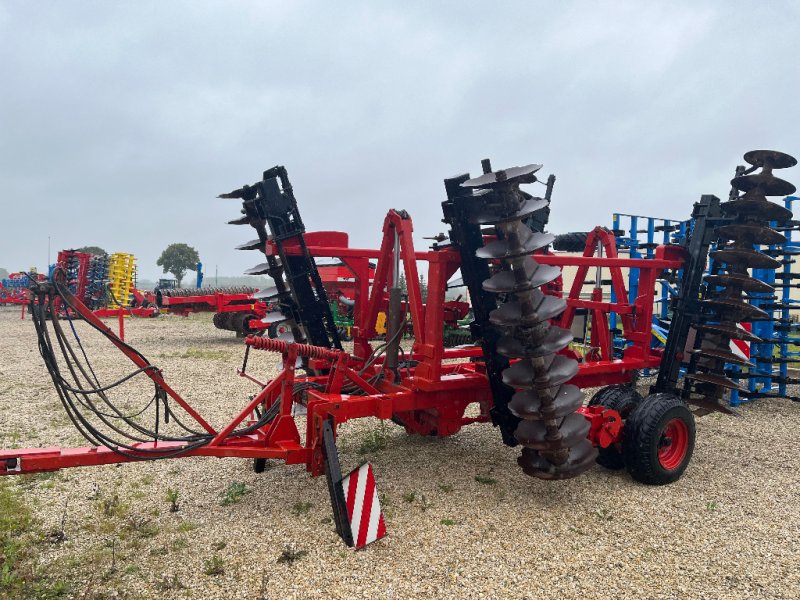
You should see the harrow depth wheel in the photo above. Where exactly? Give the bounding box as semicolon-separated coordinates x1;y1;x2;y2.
588;385;642;470
622;393;695;485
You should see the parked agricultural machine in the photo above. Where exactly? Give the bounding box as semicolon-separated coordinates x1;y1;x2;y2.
1;151;796;549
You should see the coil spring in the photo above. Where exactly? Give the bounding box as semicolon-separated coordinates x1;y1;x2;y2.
245;335;343;360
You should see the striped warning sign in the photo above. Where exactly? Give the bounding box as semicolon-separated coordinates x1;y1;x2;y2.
729;322;752;361
342;463;387;549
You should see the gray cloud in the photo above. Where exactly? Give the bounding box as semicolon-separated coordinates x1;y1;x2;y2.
1;1;798;279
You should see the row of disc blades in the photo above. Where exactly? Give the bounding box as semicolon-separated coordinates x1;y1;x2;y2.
687;150;797;414
463;163;597;479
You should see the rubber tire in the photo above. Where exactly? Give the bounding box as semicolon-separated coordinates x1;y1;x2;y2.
622;393;696;485
553;232;589;252
588;385;642;470
253;458;267;473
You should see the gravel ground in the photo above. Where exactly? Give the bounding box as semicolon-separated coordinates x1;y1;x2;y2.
0;307;798;599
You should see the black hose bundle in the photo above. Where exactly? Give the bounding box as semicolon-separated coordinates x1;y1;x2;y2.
29;275;276;460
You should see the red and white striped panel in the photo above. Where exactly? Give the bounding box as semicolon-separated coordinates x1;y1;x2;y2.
342;463;387;549
729;322;752;361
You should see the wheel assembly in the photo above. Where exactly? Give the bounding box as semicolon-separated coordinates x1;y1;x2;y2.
622;393;696;485
463;160;597;480
588;385;642;470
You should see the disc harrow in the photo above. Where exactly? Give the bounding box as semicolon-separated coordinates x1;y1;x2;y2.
685;150;797;413
463;160;597;479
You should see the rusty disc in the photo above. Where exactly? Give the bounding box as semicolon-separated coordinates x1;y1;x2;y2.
695;322;762;343
461;164;542;189
743;150;797;169
514;413;590;450
489;294;567;326
483;263;561;294
710;248;781;269
731;173;796;196
684;371;746;391
692;347;752;367
476;230;554;260
701;297;770;320
508;384;584;420
704;273;774;294
502;355;579;390
715;223;786;246
496;327;573;359
721;198;793;222
517;441;597;480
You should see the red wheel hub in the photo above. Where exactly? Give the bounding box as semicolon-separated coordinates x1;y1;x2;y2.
657;418;689;470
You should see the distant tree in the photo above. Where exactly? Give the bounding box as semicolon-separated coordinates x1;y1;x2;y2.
0;268;8;280
418;274;428;303
156;243;200;288
76;246;108;257
398;272;407;295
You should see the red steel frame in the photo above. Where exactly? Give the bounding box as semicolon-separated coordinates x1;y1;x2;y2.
0;210;685;477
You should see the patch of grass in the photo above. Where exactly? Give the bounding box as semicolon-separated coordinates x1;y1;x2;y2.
437;483;454;493
474;471;497;485
595;508;613;522
211;541;227;551
291;502;313;517
440;518;456;526
125;516;159;539
176;521;197;533
165;488;180;513
203;555;225;576
0;480;70;597
706;501;718;511
138;474;155;486
124;565;140;575
155;574;185;591
171;536;188;550
402;491;416;503
358;422;390;455
277;545;308;564
220;482;249;506
96;492;129;519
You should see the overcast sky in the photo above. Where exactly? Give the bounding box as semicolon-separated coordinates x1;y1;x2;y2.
1;1;799;281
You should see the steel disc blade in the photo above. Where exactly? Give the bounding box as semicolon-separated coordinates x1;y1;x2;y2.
496;327;573;359
228;215;251;225
502;355;579;390
721;198;793;222
489;294;567;326
701;298;770;320
692;347;752;367
515;413;590;450
517;441;597;480
684;371;746;392
252;286;280;300
470;197;549;225
244;263;271;275
508;385;584;420
704;273;774;294
688;396;739;416
461;164;542;189
710;248;781;269
236;239;263;251
483;263;561;294
731;173;796;196
715;223;786;246
695;322;762;343
476;231;554;260
743;149;797;169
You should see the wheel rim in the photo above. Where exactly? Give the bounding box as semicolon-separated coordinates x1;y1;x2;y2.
657;418;689;470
